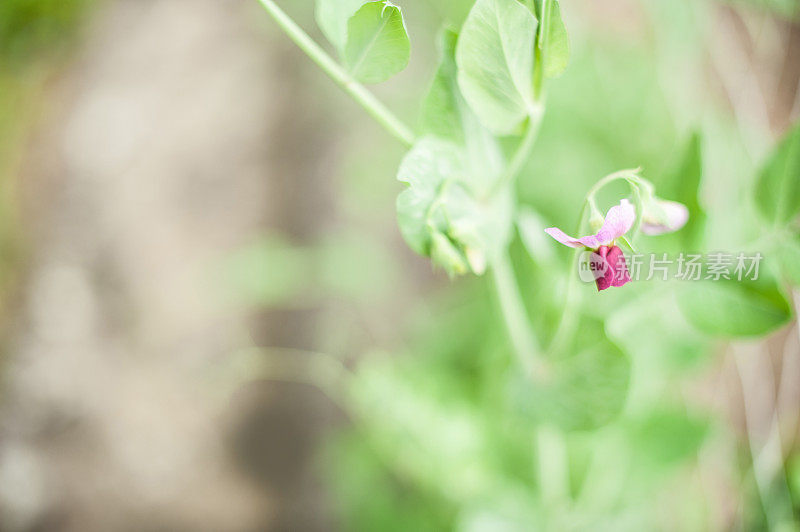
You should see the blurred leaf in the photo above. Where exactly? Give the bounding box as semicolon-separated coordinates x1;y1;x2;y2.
676;277;792;337
420;28;465;143
512;317;630;431
324;431;457;532
456;0;538;135
788;453;800;502
347;356;496;501
319;233;400;301
778;234;800;287
345;1;410;84
396;137;513;275
419;28;504;189
538;0;569;79
754;123;800;226
668;133;706;250
315;0;364;51
625;409;708;471
606;289;709;372
0;0;93;66
517;206;556;266
396;137;463;255
223;235;312;305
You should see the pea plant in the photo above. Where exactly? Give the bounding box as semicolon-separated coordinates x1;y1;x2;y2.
257;0;800;528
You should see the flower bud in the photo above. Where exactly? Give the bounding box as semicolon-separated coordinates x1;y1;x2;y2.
431;232;469;277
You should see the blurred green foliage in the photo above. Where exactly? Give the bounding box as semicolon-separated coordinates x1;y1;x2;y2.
231;0;800;530
242;0;800;529
0;0;93;68
0;0;94;320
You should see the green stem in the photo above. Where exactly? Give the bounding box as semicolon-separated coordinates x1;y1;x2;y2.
491;105;544;195
548;169;642;355
533;0;551;101
258;0;416;147
492;252;543;377
585;167;642;200
547;204;589;356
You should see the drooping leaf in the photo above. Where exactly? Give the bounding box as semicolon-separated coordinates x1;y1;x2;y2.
396;137;512;275
456;0;538;135
396;137;464;256
315;0;365;51
754;122;800;226
676;277;792;337
344;1;410;84
538;0;569;78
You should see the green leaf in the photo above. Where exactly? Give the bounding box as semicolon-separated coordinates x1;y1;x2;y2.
607;290;710;372
347;358;493;501
456;0;538;135
420;27;504;191
754;122;800;226
676;277;792;337
625;408;709;470
512;317;630;431
344;1;410;84
671;133;706;249
420;28;464;143
538;0;569;78
396;137;464;255
396;137;512;275
315;0;364;52
517;206;556;265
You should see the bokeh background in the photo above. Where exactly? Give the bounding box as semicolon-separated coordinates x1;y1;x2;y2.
0;0;799;530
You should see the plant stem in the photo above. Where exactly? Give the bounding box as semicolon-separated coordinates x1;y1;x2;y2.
258;0;416;147
548;169;641;355
547;203;589;356
532;0;550;101
492;252;542;377
585;167;642;200
492;105;544;195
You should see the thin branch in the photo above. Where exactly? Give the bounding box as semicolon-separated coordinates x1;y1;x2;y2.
258;0;416;147
492;252;543;378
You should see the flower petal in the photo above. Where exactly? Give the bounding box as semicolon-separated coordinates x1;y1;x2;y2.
641;200;689;236
607;245;632;288
545;227;601;249
595;199;635;245
594;245;631;291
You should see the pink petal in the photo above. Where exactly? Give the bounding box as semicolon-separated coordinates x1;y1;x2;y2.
544;227;601;249
595;199;635;245
594;245;631;291
607;245;632;288
641;200;689;236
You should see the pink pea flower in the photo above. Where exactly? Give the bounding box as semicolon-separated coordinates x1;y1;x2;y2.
640;199;689;236
544;199;635;291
